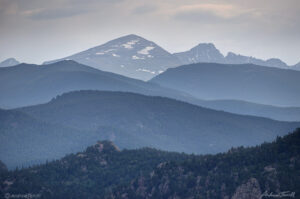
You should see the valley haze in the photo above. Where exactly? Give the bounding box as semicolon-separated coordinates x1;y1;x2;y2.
0;1;299;198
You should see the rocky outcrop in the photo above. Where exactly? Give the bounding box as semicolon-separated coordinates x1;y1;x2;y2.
231;178;261;199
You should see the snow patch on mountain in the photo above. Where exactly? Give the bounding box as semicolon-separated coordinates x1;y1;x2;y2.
138;46;155;55
122;40;139;49
95;49;115;55
96;52;105;55
132;55;144;60
136;68;156;74
112;53;120;57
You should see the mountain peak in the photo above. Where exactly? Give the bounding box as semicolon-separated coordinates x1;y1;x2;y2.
102;34;147;47
194;43;217;49
174;43;224;64
265;58;287;68
49;59;80;65
0;58;20;67
44;35;179;81
292;61;300;70
116;34;144;40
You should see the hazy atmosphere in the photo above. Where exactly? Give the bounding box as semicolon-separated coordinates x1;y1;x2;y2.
0;0;299;65
1;1;300;198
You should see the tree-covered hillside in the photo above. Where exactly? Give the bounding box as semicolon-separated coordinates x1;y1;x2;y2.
112;128;300;199
0;129;299;199
0;109;110;169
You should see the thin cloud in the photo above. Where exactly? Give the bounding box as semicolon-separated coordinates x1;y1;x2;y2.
172;3;260;23
0;0;299;64
23;7;91;20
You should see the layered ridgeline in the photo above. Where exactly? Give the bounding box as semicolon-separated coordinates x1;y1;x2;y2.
0;129;299;199
44;34;180;81
151;63;300;107
1;60;300;121
10;91;298;164
192;99;300;122
0;60;188;109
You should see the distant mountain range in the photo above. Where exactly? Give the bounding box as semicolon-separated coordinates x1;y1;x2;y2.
0;58;19;67
44;34;300;80
151;62;300;107
1;129;299;198
174;43;290;69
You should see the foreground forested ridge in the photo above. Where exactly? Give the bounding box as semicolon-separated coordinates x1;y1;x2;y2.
1;129;299;199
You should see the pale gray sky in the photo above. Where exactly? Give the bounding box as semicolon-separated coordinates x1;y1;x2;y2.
0;0;299;65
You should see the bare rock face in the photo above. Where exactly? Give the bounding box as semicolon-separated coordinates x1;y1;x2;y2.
232;178;261;199
94;141;120;153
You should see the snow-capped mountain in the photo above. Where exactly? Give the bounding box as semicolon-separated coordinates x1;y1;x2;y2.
0;58;20;67
44;34;180;80
44;35;300;80
174;43;224;64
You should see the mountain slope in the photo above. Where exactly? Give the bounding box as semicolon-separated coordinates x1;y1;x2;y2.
19;91;300;155
1;129;299;199
0;60;189;109
2;60;300;121
151;63;300;107
44;34;180;80
0;58;19;67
